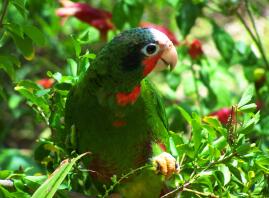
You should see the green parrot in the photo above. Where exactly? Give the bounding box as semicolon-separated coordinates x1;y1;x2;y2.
64;28;178;197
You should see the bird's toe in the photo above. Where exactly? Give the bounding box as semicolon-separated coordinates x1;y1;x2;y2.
152;152;179;178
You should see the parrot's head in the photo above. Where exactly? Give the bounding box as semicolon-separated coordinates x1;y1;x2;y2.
90;28;178;93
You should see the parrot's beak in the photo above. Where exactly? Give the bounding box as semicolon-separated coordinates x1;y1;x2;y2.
150;28;178;71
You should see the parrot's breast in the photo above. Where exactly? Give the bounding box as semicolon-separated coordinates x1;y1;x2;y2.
72;90;153;183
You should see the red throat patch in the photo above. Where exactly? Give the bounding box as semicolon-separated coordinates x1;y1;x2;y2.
116;86;141;106
142;54;162;76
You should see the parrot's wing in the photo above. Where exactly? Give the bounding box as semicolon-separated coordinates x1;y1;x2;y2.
141;79;169;143
63;88;77;149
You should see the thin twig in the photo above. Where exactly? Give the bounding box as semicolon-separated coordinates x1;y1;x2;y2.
183;187;219;198
0;0;9;29
236;11;269;70
103;164;151;197
161;181;192;198
244;0;269;68
244;0;262;47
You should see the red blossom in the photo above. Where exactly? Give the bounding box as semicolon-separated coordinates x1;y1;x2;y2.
188;39;203;59
209;107;232;124
56;1;180;44
140;22;179;46
56;0;114;39
37;78;54;89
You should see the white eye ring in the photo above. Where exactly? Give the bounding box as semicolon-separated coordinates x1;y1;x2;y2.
141;43;160;56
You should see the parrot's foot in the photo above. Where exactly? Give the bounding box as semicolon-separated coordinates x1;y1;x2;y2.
153;152;178;178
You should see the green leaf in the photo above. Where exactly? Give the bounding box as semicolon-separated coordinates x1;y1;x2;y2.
238;111;260;134
192;113;202;152
22;176;47;189
233;41;258;66
36;89;50;97
176;106;192;124
176;0;204;37
9;32;35;60
112;0;144;29
218;164;231;186
67;58;77;77
23;25;46;46
236;143;251;155
238;85;255;108
238;103;257;113
4;23;24;38
15;80;49;116
0;55;16;80
0;54;20;80
255;156;269;173
77;28;99;44
32;153;89;198
200;136;227;156
212;22;235;64
203;116;222;129
127;1;144;27
10;0;27;18
169;136;179;157
0;170;13;179
0;186;31;198
112;1;126;29
71;36;81;57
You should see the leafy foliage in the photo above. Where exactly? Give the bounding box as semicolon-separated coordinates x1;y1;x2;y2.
1;0;269;197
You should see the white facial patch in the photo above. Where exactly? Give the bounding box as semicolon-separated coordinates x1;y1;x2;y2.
148;28;178;70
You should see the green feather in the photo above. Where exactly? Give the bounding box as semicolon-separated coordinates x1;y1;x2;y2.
64;28;171;197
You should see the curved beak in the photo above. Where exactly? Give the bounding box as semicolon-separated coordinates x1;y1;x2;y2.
149;28;178;71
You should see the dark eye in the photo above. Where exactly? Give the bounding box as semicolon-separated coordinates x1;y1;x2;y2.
141;43;159;56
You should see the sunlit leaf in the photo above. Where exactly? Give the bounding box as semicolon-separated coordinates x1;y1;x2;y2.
238;85;255;108
32;153;89;198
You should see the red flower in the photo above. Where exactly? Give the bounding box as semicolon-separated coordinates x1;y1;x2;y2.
209;107;232;124
37;78;54;89
56;0;114;40
188;39;203;59
140;22;179;46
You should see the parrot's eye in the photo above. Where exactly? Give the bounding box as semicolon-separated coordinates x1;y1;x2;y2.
141;43;159;56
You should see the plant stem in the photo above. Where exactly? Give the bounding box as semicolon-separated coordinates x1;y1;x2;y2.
0;0;9;29
244;0;262;47
161;152;237;198
190;62;203;116
183;188;218;198
244;0;269;68
103;164;151;197
236;11;269;70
